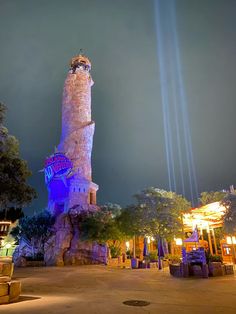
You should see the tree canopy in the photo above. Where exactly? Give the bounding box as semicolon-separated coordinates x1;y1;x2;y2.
119;187;191;241
199;191;226;206
78;203;125;245
221;193;236;235
11;210;55;255
0;103;36;214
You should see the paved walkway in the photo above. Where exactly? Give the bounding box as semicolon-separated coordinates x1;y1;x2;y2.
1;265;236;314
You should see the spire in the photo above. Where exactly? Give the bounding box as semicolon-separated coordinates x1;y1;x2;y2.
70;51;91;73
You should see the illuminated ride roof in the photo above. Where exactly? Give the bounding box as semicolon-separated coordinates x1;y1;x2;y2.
183;202;225;230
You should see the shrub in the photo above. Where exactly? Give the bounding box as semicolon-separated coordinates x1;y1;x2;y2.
165;254;181;264
206;253;223;264
109;245;121;258
149;251;158;262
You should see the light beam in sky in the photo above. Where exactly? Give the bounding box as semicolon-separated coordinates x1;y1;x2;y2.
154;0;199;205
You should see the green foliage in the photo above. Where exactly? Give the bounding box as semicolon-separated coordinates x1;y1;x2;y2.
11;210;55;255
78;203;125;245
148;251;158;262
213;227;224;242
221;193;236;235
206;253;223;264
165;254;181;264
0;103;37;212
119;188;190;241
199;191;226;206
109;244;121;258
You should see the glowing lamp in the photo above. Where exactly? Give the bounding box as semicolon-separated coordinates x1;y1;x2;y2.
175;238;183;246
125;241;130;250
227;236;232;245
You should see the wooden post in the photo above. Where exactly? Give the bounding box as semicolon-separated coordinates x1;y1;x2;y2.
207;229;213;255
200;227;204;240
211;228;218;255
231;236;236;265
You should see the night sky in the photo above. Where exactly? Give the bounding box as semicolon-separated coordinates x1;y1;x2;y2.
1;0;236;214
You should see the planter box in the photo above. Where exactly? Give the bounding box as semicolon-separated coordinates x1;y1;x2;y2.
169;264;182;277
107;258;119;267
224;264;234;275
121;259;131;269
0;262;14;277
208;262;223;277
149;262;157;269
138;261;149;269
162;260;169;268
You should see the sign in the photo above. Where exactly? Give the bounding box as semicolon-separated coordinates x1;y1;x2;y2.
44;153;73;184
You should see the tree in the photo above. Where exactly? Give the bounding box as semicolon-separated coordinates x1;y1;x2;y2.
123;188;190;239
221;193;236;262
0;103;36;217
78;203;126;259
0;207;24;223
199;191;226;206
119;187;191;268
221;193;236;235
11;210;55;258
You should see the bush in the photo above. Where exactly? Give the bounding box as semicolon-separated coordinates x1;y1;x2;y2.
149;251;158;262
109;245;121;258
206;253;223;264
165;254;181;264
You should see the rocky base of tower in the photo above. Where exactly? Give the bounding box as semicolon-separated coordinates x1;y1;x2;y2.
44;208;107;266
13;207;107;267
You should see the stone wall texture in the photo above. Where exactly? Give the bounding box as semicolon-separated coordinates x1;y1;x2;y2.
44;211;107;266
58;67;94;181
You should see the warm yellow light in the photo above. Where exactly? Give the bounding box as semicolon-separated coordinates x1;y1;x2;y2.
226;236;232;245
5;243;11;249
151;237;155;241
175;238;183;246
147;237;151;244
232;236;236;244
125;241;130;250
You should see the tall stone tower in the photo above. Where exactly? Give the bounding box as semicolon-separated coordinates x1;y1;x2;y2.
45;54;98;215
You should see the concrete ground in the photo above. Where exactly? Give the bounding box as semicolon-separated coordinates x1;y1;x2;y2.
1;265;236;314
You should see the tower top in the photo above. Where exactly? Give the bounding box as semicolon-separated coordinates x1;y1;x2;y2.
70;54;91;72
